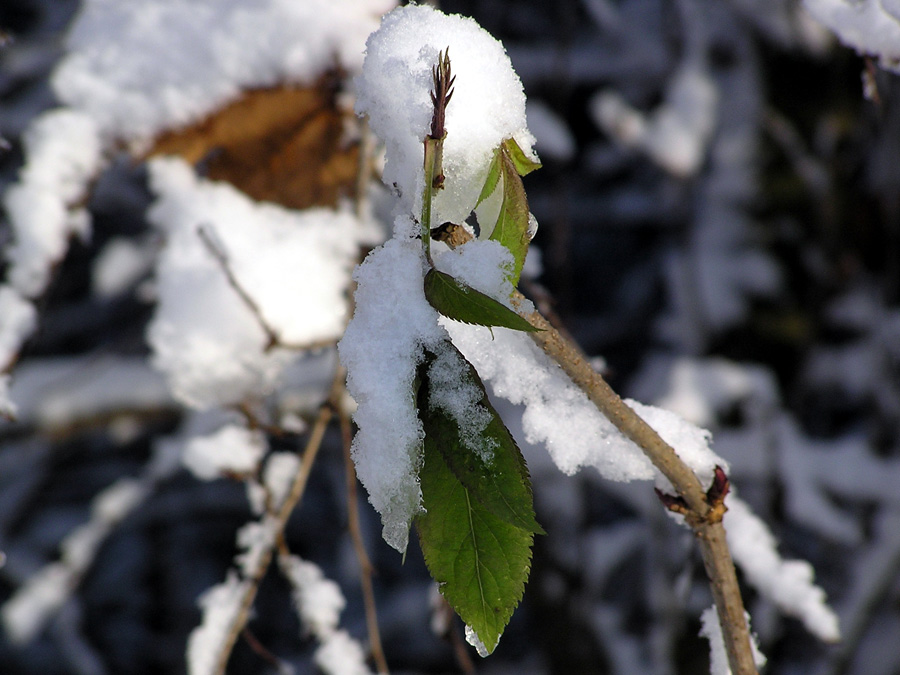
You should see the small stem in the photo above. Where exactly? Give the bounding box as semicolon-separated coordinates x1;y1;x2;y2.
340;399;390;674
422;138;438;264
355;116;375;220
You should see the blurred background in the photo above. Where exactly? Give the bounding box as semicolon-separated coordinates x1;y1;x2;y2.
2;0;900;673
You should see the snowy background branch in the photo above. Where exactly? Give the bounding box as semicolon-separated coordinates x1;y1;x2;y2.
2;0;899;673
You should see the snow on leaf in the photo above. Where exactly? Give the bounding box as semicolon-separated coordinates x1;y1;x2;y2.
420;344;544;533
53;0;393;145
337;235;447;552
146;157;375;409
445;321;656;482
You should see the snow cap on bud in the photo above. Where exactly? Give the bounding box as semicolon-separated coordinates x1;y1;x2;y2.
355;4;536;228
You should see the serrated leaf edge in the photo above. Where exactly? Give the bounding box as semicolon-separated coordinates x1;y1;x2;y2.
424;268;538;332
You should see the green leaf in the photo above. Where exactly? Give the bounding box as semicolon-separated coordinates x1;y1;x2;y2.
501;137;542;176
416;413;534;654
424;268;538;332
488;147;531;287
421;345;544;534
475;147;502;207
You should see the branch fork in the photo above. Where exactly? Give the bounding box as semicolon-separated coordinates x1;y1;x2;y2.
656;464;731;527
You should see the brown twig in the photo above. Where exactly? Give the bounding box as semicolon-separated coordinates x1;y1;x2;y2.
339;397;390;674
210;368;344;675
444;603;477;675
434;223;753;669
344;112;391;672
241;627;292;673
516;293;758;675
197;224;336;353
355;117;376;220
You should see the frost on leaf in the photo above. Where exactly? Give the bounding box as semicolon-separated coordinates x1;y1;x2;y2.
420;343;543;533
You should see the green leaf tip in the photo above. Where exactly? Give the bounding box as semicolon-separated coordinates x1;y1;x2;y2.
416;420;534;654
482;138;540;288
501;137;542;176
423;268;539;333
476;147;503;208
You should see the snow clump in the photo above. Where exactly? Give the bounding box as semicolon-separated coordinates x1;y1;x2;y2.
53;0;394;146
356;3;537;227
147;157;377;409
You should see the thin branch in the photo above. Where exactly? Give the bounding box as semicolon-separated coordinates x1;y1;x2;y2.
519;298;708;507
344;117;391;672
197;224;336;353
210;368;344;675
241;627;293;674
340;398;390;674
438;599;477;675
516;293;759;675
